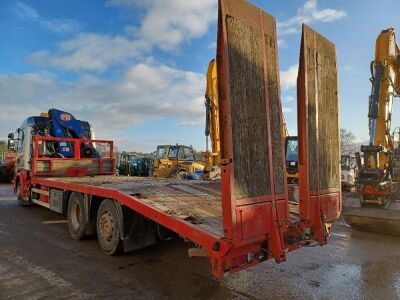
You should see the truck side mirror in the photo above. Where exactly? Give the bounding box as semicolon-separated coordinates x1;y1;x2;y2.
8;133;14;139
7;139;15;151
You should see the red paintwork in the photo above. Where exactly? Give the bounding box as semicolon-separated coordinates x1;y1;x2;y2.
297;24;341;245
14;170;30;200
216;0;288;266
31;136;115;177
361;183;391;197
40;185;49;203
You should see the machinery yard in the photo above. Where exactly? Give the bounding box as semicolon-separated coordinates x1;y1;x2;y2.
0;184;400;299
1;0;400;299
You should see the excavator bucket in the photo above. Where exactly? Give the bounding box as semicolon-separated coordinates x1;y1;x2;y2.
297;25;341;243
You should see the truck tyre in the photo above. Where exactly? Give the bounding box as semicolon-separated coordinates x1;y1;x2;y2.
96;199;123;255
67;192;86;240
16;181;29;207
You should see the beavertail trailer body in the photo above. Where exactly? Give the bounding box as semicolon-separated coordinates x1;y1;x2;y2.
14;0;341;278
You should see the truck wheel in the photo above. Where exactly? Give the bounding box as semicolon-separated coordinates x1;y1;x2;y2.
67;193;86;240
96;199;123;255
16;181;29;207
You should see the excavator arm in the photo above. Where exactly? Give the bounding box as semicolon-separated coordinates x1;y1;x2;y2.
205;59;221;168
358;28;400;205
343;28;400;235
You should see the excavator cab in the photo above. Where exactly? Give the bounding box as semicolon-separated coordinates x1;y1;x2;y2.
285;136;298;184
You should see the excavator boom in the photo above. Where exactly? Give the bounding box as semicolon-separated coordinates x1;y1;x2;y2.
344;28;400;235
357;28;400;205
205;59;221;168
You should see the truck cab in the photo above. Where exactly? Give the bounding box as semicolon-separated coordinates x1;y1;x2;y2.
8;114;95;174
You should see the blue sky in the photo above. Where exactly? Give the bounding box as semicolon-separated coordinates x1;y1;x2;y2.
0;0;399;152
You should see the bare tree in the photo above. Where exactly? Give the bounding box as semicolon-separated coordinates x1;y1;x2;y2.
341;128;357;155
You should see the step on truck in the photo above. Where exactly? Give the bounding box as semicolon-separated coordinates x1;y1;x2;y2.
9;0;341;278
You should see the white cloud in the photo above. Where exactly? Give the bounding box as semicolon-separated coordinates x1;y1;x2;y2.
30;34;150;72
344;65;355;71
285;96;295;102
278;0;346;36
117;0;217;51
280;64;298;91
177;120;203;127
0;64;205;149
282;107;293;113
13;2;81;34
29;0;217;72
207;42;217;50
278;39;287;48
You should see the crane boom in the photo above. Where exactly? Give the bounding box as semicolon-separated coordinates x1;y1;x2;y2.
358;28;400;205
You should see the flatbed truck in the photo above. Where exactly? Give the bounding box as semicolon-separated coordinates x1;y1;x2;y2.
10;0;341;278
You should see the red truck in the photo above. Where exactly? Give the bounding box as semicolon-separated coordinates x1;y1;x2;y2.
0;151;15;183
9;0;341;278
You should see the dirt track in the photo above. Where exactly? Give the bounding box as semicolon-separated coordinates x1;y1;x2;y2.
1;184;399;299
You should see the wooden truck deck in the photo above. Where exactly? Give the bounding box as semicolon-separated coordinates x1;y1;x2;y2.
39;175;300;238
41;176;225;237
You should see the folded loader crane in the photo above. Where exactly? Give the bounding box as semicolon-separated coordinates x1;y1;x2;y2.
343;28;400;235
10;0;340;278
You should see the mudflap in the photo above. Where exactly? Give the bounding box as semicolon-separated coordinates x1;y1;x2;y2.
114;202;157;253
123;234;156;253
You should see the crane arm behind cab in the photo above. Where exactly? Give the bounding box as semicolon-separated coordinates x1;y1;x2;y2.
358;28;400;204
46;108;99;158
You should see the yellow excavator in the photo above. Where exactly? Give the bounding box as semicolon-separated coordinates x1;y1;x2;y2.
343;28;400;235
204;59;299;186
204;59;221;180
282;116;299;184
